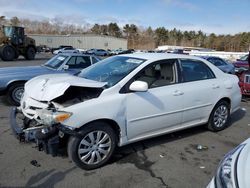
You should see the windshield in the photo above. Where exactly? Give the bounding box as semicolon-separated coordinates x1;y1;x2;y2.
78;56;145;87
240;54;248;61
44;55;68;69
3;26;13;37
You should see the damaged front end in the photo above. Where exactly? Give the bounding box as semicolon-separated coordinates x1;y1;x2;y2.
10;77;104;156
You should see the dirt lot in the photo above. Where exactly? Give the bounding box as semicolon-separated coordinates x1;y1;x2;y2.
0;54;250;188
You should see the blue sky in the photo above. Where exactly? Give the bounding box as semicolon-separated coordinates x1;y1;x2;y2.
0;0;249;34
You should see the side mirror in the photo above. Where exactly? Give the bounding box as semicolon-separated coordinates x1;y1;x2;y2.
129;81;148;92
62;65;69;70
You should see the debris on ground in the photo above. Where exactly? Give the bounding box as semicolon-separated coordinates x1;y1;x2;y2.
196;145;208;151
241;107;246;111
30;160;41;167
159;154;165;158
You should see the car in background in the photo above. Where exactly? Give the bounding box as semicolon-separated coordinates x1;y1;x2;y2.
0;53;100;105
172;49;189;55
238;70;250;96
11;53;241;170
51;45;73;54
120;49;135;54
233;54;249;72
201;56;235;74
87;49;108;56
110;49;124;55
53;47;79;55
207;138;250;188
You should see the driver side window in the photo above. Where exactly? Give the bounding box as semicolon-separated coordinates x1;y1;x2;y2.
134;59;177;89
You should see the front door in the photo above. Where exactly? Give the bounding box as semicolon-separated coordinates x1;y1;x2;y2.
125;59;183;141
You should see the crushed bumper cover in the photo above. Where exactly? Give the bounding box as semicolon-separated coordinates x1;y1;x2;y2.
10;107;77;156
10;107;26;141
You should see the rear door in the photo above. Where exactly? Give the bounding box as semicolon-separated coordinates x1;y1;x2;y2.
179;59;221;126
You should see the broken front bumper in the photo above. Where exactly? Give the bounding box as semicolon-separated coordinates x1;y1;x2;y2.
10;107;77;156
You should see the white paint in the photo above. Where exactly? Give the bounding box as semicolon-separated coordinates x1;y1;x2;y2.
21;53;242;147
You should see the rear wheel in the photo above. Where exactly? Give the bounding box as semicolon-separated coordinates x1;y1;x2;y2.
25;47;36;60
0;45;16;61
207;101;230;132
67;122;117;170
7;83;25;106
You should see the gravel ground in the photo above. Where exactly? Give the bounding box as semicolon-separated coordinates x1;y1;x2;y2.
0;54;250;188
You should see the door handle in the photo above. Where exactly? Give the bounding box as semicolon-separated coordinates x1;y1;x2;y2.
173;90;184;96
212;84;220;89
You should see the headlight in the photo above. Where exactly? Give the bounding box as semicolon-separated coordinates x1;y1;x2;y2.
215;144;246;188
37;109;72;125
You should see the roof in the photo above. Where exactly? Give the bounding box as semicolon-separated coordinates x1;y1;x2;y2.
56;53;96;57
118;53;204;62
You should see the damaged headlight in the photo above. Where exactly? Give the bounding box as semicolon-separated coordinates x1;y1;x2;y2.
37;109;72;125
215;144;246;188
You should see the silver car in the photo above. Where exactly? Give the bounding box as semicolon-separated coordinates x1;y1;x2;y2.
0;53;100;105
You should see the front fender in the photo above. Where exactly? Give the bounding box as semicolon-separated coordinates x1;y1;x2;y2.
62;94;127;138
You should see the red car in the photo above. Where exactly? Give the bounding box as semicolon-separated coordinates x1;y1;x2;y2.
238;71;250;95
233;54;249;72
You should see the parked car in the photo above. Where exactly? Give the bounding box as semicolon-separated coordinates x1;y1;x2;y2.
37;45;51;53
87;49;108;56
51;45;73;54
207;138;250;188
200;56;235;74
237;70;250;95
120;49;135;54
11;53;241;170
172;49;189;55
110;49;124;55
233;54;249;72
53;47;79;55
0;53;100;105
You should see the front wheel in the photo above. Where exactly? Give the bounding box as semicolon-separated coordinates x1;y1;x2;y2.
67;122;117;170
7;83;25;106
207;101;230;132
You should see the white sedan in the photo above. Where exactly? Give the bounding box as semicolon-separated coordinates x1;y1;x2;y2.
11;53;241;170
53;47;79;55
207;138;250;188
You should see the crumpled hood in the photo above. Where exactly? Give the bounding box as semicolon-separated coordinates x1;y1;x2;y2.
25;74;106;101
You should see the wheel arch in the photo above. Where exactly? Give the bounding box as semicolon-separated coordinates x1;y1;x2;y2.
217;97;231;109
26;45;37;52
6;80;26;91
209;97;231;118
77;118;121;144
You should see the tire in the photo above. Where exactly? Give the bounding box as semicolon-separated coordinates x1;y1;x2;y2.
67;122;117;170
0;45;16;61
207;101;230;132
25;47;36;60
7;83;25;106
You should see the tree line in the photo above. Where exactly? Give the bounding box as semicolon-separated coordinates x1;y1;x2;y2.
0;16;249;51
